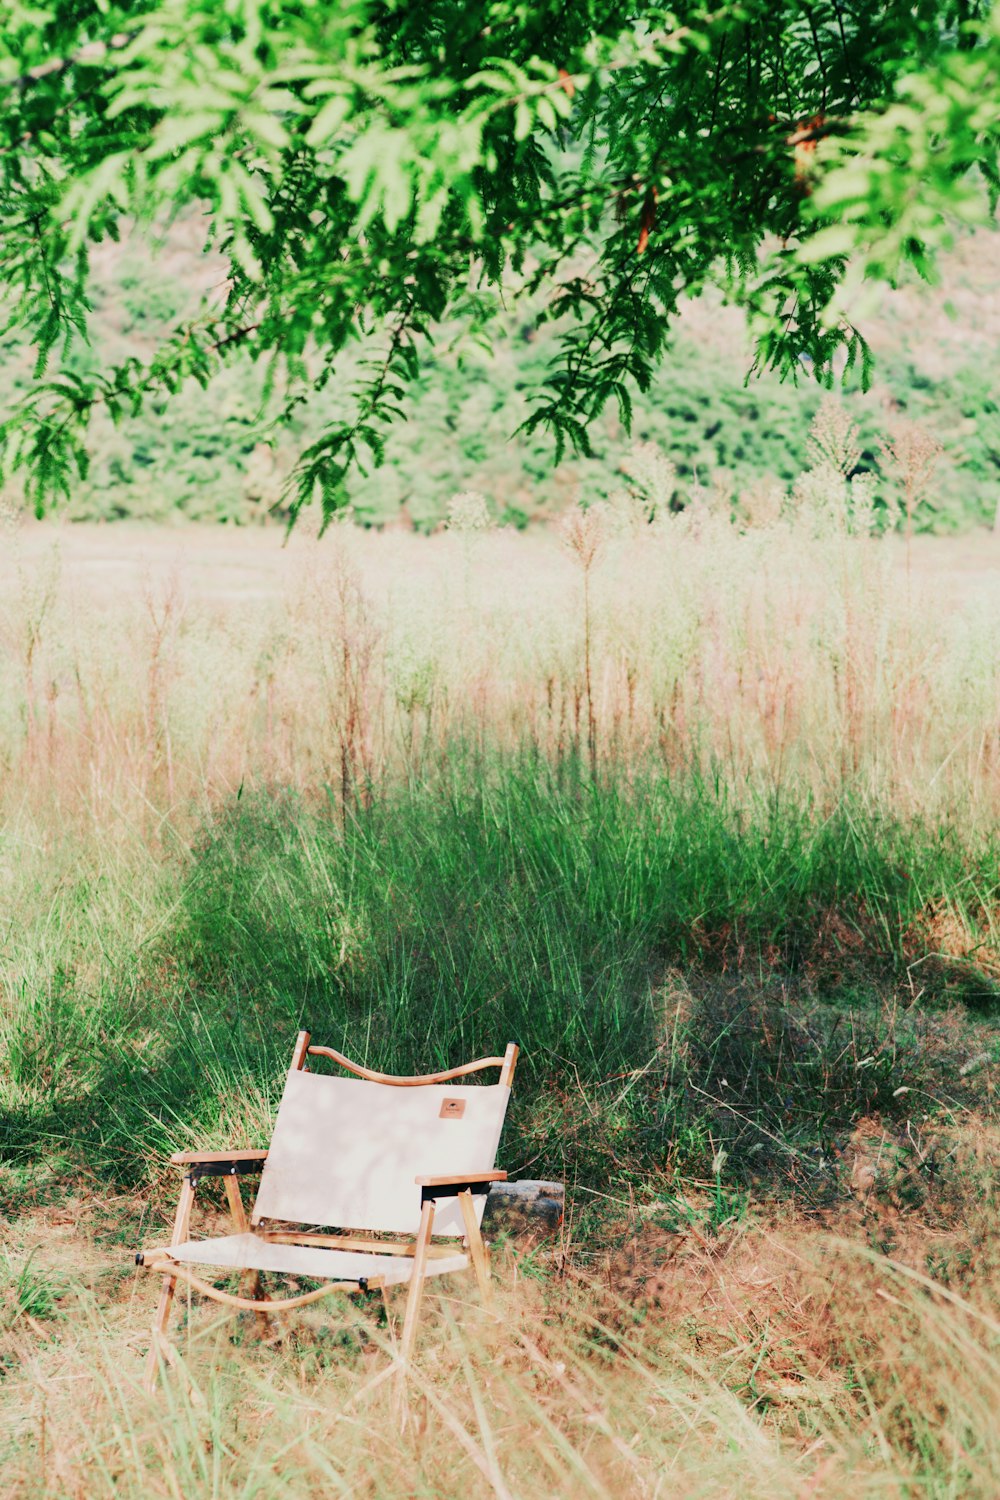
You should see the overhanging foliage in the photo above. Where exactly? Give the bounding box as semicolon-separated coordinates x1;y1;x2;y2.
2;1;998;521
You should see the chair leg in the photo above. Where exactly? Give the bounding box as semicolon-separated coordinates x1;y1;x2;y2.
399;1199;435;1366
458;1188;492;1306
223;1177;249;1234
143;1175;196;1393
245;1271;271;1338
223;1178;269;1335
379;1281;397;1347
144;1273;178;1393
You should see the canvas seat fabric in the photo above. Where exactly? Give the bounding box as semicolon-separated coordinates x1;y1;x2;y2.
162;1232;470;1287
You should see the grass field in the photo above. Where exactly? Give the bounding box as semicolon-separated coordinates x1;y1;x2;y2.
2;496;1000;1495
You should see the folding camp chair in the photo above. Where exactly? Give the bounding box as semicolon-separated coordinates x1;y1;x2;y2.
136;1031;519;1390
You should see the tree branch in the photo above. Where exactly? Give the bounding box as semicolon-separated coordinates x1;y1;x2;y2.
1;32;135;94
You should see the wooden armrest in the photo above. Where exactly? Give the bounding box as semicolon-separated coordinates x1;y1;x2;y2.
169;1149;268;1166
415;1171;507;1187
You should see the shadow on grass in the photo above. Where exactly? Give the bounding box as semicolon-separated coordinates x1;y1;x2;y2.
3;766;998;1208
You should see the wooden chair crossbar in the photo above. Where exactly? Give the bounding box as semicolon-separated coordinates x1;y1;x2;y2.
305;1044;517;1087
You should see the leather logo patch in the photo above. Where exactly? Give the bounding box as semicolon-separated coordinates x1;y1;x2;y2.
439;1098;466;1119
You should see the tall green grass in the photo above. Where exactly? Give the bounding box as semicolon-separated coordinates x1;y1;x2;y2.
3;764;996;1206
179;766;999;1056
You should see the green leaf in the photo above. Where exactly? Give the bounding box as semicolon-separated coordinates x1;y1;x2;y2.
147;113;226;162
797;225;856;264
306;94;353;145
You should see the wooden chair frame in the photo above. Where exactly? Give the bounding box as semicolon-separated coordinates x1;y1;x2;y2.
138;1033;519;1391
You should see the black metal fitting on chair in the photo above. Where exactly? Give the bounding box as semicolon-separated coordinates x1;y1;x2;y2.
358;1277;369;1292
421;1179;493;1204
135;1252;144;1266
187;1158;266;1186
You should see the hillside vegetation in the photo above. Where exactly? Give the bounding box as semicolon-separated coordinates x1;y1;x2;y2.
4;224;1000;531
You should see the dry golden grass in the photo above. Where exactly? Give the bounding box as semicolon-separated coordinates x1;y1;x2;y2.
3;1190;1000;1499
2;511;999;842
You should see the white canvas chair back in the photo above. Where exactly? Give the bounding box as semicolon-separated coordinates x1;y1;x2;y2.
251;1051;513;1239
